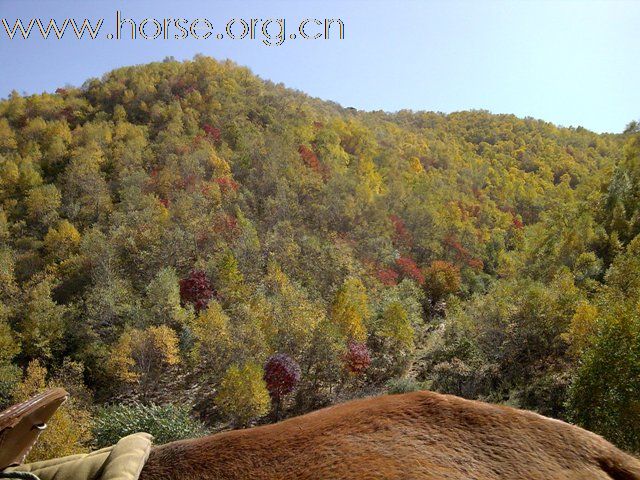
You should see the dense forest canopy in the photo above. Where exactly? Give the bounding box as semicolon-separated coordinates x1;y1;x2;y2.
1;56;639;456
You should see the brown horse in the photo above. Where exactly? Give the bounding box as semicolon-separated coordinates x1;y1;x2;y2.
140;390;640;480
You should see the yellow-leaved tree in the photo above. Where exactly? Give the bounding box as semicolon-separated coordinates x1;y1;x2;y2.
107;325;180;397
329;277;370;342
216;362;270;427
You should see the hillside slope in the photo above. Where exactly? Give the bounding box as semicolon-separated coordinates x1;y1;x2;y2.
1;56;639;454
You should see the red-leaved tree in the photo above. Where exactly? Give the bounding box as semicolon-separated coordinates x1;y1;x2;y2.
264;353;301;419
344;340;371;374
179;270;215;312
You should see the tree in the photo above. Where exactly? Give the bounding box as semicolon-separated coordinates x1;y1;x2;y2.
395;256;424;284
216;362;270;426
25;184;61;228
567;300;640;452
145;267;191;326
107;325;180;397
210;249;246;304
44;219;81;263
263;353;301;419
261;261;324;354
180;269;215;312
329;277;369;342
343;340;371;374
567;236;640;451
423;260;461;304
370;301;415;381
0;319;20;406
377;301;414;349
188;300;232;381
19;276;67;362
63;146;113;226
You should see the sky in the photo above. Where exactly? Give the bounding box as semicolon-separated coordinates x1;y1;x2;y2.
0;0;638;134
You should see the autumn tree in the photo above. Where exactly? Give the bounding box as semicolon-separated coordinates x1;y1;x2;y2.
44;219;81;263
108;325;180;397
568;236;640;451
370;301;415;381
145;267;191;326
423;260;461;305
329;277;370;342
19;276;67;362
188;300;232;382
180;269;215;312
0;319;20;406
263;353;301;419
216;362;270;426
343;340;371;375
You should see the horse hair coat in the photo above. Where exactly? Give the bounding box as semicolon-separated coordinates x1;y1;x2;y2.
140;390;640;480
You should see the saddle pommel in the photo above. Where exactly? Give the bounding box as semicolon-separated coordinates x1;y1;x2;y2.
0;388;69;470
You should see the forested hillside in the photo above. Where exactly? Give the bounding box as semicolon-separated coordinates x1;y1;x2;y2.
1;56;639;456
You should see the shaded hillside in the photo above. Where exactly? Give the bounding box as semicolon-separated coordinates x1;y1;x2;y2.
1;56;639;454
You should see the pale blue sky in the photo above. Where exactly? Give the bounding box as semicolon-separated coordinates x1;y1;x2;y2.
0;0;638;133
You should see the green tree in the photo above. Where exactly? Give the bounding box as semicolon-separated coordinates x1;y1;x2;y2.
145;267;191;327
568;236;640;452
19;276;67;362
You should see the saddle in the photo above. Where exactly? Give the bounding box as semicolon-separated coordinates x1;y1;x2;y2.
0;388;69;471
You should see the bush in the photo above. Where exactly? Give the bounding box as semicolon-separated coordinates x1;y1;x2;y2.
386;377;428;395
93;402;207;448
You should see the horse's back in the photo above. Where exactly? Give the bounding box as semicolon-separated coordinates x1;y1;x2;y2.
141;391;640;480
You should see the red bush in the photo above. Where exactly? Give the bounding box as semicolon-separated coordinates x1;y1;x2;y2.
263;354;301;401
344;340;371;374
389;215;413;247
214;177;239;192
376;267;399;286
179;270;215;312
395;256;425;284
298;144;322;174
512;215;524;229
203;124;222;143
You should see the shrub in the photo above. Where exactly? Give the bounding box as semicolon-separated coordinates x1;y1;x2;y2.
386;377;427;395
93;402;207;448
